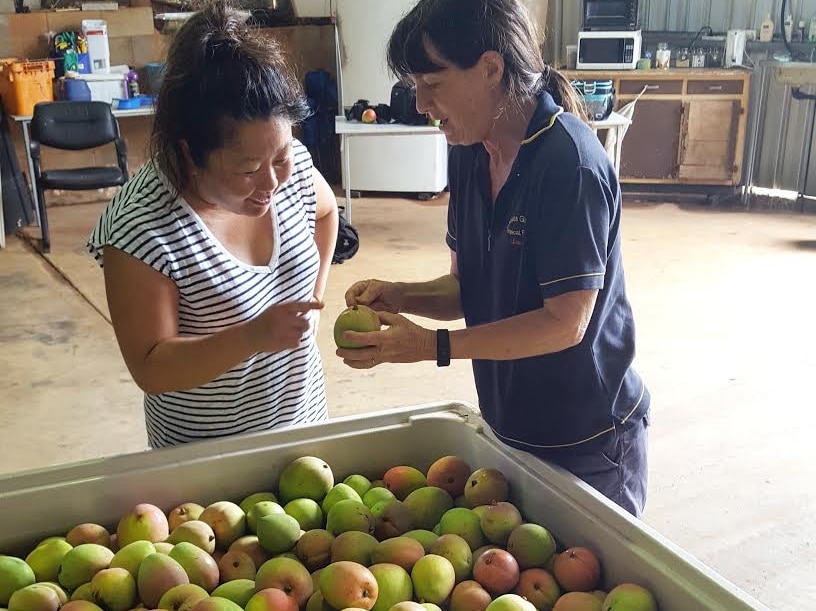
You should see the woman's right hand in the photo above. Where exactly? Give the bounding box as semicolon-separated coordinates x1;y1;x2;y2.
345;279;403;313
249;301;324;353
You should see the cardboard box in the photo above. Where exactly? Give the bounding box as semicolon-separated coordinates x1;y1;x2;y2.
1;12;48;41
104;7;154;38
107;36;133;67
293;0;332;18
0;403;773;611
46;10;101;35
130;34;159;67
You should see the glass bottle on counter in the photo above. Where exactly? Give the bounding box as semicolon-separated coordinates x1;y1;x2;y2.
655;43;671;70
676;47;691;68
707;46;723;68
691;47;706;68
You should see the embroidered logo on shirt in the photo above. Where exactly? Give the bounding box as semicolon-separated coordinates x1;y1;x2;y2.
506;215;527;246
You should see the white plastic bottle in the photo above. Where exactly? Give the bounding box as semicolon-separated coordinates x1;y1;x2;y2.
809;14;816;42
760;14;775;42
784;13;793;41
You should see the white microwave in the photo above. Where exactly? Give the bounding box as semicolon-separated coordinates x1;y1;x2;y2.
577;30;642;70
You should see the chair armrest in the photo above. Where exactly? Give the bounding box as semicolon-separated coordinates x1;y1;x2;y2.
29;140;42;179
114;137;129;178
29;140;41;162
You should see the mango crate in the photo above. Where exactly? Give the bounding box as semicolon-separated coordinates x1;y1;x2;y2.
0;402;771;611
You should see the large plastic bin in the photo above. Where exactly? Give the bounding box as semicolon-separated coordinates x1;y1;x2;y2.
0;402;770;611
0;60;55;116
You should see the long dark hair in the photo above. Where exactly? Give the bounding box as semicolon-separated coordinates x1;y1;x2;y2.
387;0;584;119
151;0;310;194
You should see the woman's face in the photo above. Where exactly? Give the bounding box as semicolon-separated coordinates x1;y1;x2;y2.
189;115;294;217
412;43;504;146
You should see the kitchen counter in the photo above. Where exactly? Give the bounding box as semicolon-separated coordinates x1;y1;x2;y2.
562;68;752;79
561;68;752;187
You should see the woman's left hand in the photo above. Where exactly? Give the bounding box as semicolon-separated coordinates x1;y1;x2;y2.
337;312;436;369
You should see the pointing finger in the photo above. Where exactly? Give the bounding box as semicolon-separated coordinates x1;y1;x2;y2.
283;300;324;313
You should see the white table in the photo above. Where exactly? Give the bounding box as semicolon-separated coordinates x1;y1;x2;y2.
335;116;444;223
335;113;632;222
11;105;155;229
588;111;632;176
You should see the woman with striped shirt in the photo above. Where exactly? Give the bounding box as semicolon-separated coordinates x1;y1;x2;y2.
88;2;338;448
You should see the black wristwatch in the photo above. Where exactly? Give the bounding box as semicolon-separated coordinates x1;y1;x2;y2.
436;329;451;367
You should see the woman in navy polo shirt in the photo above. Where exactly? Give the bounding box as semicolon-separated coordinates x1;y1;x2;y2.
337;0;651;517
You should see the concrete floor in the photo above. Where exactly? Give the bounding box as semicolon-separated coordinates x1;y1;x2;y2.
1;195;815;610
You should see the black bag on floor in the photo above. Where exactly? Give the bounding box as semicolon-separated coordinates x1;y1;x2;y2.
333;209;359;264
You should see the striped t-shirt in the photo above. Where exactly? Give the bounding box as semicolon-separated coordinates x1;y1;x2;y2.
88;139;328;448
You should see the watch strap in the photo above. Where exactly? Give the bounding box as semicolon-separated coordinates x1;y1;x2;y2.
436;329;451;367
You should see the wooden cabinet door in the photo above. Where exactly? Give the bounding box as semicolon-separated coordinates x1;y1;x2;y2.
619;99;683;181
678;100;741;183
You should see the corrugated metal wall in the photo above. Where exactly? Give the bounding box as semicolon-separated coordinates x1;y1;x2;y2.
554;0;816;54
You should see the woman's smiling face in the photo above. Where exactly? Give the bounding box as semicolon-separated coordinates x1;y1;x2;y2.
189;115;295;217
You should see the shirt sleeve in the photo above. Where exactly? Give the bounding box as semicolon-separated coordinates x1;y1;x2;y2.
86;170;176;280
531;166;613;299
290;139;317;236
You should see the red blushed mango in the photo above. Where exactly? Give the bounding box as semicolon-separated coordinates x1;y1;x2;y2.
553;591;603;611
168;503;205;531
552;548;601;593
228;535;270;570
370;536;426;573
426;456;472;498
514;568;561;610
117;504;169;548
478;502;523;546
449;580;492;611
472;548;520;596
66;524;111;548
296;529;335;572
383;466;427;500
372;500;417;539
255;557;314;608
319;561;379;610
217;550;256;582
245;588;300;611
464;468;510;507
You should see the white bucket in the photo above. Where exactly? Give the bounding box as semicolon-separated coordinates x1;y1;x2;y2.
81;19;111;74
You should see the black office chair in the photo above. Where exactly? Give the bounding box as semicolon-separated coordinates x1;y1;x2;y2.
29;101;129;253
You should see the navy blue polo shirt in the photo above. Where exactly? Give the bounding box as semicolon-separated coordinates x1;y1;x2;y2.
446;91;649;454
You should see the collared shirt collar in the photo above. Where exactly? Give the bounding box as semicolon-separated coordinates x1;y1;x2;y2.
521;90;564;145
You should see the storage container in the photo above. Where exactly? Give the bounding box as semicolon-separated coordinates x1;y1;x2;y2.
145;61;166;95
0;402;771;611
0;60;55;116
75;72;128;104
113;97;140;110
60;77;92;101
571;79;616;121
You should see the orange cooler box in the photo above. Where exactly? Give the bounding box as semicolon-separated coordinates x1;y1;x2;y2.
0;60;56;116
